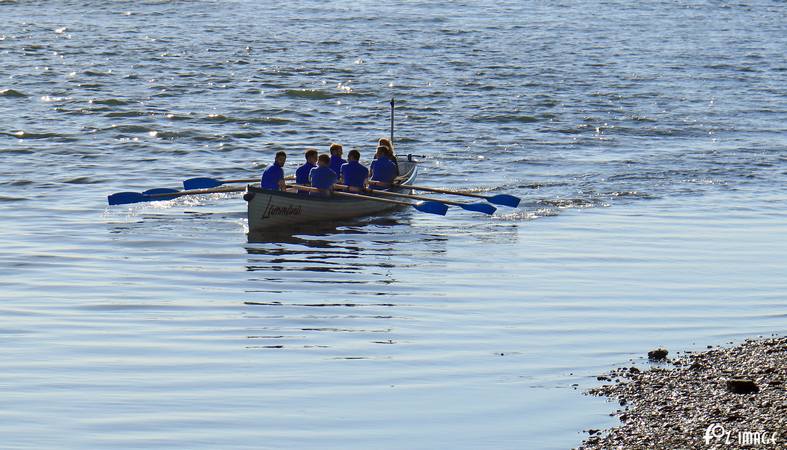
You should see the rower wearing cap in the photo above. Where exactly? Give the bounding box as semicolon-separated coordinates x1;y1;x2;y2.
340;149;369;193
260;151;287;191
329;143;346;177
295;148;318;195
309;154;338;196
369;145;397;189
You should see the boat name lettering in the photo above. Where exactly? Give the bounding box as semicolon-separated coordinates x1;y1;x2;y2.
263;202;302;218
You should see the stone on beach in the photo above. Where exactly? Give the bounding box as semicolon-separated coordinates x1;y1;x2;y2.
647;347;669;361
726;378;759;394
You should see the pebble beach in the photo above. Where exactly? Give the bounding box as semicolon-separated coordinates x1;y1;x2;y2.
580;337;786;449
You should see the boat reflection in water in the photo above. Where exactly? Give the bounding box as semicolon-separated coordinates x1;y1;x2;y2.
242;216;449;355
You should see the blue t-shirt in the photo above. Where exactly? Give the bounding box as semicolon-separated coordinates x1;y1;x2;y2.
295;162;315;185
329;155;347;176
260;163;284;190
309;166;338;191
340;160;369;189
370;155;397;186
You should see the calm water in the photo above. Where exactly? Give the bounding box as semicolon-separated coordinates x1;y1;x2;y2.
1;1;786;448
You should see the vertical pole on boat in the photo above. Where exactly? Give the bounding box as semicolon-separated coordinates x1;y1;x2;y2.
390;97;395;145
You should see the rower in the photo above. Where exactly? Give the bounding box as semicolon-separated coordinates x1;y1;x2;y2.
377;137;399;176
369;145;397;189
309;154;338;196
329;143;346;176
295;148;318;195
340;149;369;193
260;151;287;191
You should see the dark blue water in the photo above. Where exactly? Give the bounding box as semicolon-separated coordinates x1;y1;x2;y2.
1;1;785;448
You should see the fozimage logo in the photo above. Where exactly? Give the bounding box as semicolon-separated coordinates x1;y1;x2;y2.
704;423;780;446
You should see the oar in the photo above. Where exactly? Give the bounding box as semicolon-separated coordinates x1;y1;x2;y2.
289;184;448;216
395;183;520;208
184;175;294;190
337;184;496;215
108;185;244;206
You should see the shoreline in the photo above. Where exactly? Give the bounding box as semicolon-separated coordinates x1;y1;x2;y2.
577;336;786;449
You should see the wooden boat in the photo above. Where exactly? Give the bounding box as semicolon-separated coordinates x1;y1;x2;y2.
245;159;417;232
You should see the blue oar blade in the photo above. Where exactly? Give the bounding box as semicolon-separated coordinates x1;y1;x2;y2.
142;188;180;201
459;202;497;215
183;177;222;190
413;201;448;216
487;194;520;208
108;192;146;205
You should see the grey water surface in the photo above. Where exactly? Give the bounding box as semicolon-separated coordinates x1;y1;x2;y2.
1;1;785;449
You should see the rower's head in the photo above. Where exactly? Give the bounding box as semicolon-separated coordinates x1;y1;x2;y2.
375;145;388;159
329;143;343;157
274;151;287;166
305;148;318;165
378;138;393;152
347;149;360;161
317;153;330;167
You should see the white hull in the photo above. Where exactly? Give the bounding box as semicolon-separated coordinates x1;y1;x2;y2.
246;161;417;232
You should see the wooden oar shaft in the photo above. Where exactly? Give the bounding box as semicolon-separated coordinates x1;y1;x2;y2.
221;178;257;183
289;184;411;207
221;175;294;184
149;185;245;198
398;183;489;199
338;183;471;206
335;190;410;206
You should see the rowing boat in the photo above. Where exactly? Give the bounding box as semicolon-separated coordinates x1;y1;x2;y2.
245;159;417;232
